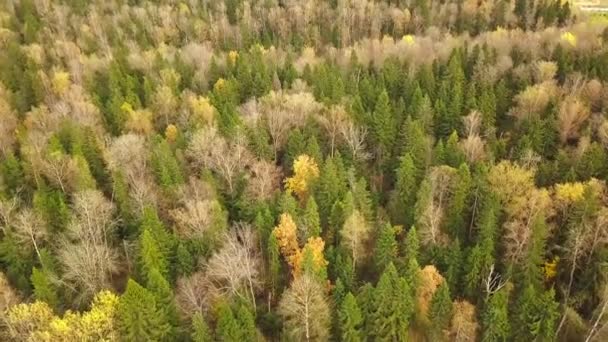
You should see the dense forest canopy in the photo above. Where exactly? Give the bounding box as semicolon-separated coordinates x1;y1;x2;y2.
1;0;608;341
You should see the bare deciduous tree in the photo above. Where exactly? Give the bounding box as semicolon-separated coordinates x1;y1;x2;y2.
187;126;253;193
559;97;590;144
12;209;46;263
59;190;120;305
205;223;261;310
339;115;371;162
278;275;330;342
245;159;282;202
340;209;371;269
170;199;225;240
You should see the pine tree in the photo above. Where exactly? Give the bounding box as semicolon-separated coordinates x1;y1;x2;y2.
388;153;417;228
118;279;170;342
356;283;375;337
236;303;258;341
267;232;282;294
301;197;321;239
315;157;347;227
372;263;414;341
374;223;398;273
146;268;178;331
397;117;429;182
445;163;471;241
482;287;511;342
428;282;453;341
512;285;559;341
150;135;183;189
444;131;465;167
191;312;213;342
216;302;241;341
0;152;25;197
403;227;421;292
339;292;363;342
30;266;58;309
372;89;396;161
138;229;169;282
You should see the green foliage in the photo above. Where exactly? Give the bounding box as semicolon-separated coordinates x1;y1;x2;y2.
339;292;363;342
150;135;183;189
482;287;511;342
372;263;414;341
118;279;171;342
374;223;398;273
428;282;453;341
191;312;213;342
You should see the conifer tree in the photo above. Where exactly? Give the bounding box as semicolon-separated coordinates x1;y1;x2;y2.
374;223;398;273
512;285;559;342
118;279;170;342
191;312;213;342
30;266;58;309
389;153;417;228
372;90;396;161
301;197;321;239
428;282;453;341
339;292;363;342
146;268;178;330
236;303;258;341
267;232;282;294
481;287;511;342
372;263;414;341
138;229;169;282
445;163;472;241
216;302;241;341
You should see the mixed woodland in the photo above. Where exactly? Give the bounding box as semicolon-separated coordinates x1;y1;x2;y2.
1;0;608;341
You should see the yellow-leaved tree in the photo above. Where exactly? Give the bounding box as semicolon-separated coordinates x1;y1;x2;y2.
4;290;119;341
285;155;320;202
273;213;300;270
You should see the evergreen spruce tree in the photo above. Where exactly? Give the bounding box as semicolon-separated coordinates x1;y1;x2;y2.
482;287;511;342
118;279;170;342
388;153;417;228
267;232;282;294
139;229;169;282
372;89;396;161
236;303;258;341
445;163;472;241
372;263;414;341
339;292;363;342
374;223;398;273
191;312;213;342
428;282;453;341
216;302;241;341
146;268;178;330
30;266;58;309
302;197;321;239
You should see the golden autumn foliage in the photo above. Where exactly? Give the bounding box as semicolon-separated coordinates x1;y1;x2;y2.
285;155;320;201
273;213;328;279
544;256;559;281
273;213;300;269
555;182;586;204
417;265;445;322
125;108;154;135
561;31;577;47
188;95;216;126
449;300;478;342
51;71;71;96
228;50;239;65
165;124;178;143
292;237;329;278
5;291;119;341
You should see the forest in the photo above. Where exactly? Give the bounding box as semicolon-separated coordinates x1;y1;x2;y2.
0;0;608;341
